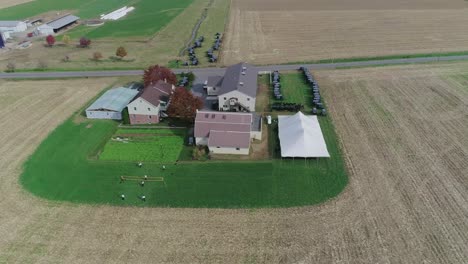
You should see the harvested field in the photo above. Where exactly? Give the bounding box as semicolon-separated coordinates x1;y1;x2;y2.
222;0;468;65
0;62;467;263
0;0;32;10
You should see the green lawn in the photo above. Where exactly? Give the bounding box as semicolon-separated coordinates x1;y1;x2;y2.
99;128;186;162
272;72;314;112
20;111;347;207
0;0;194;39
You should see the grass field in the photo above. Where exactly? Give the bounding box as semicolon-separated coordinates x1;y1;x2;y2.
0;0;230;71
271;72;314;113
20;112;347;207
99;128;187;162
0;0;193;39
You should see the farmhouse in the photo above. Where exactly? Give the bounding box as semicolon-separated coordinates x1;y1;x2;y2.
204;62;257;112
127;80;175;124
278;112;330;158
195;110;262;155
36;14;79;35
86;87;139;120
0;21;27;33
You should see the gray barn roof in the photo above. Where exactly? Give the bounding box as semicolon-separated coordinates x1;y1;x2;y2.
218;62;258;98
47;14;79;29
87;87;138;112
0;21;23;27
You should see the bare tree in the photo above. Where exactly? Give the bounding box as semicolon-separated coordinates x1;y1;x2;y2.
37;60;48;70
93;51;103;61
6;62;16;72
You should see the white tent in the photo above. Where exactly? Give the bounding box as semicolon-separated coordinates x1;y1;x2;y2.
278;112;330;158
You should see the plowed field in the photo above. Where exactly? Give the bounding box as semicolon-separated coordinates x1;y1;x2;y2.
222;0;468;65
0;62;467;263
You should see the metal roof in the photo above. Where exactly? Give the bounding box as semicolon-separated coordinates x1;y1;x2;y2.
208;131;251;149
218;62;258;98
87;87;138;112
0;21;23;27
194;111;252;138
47;14;79;29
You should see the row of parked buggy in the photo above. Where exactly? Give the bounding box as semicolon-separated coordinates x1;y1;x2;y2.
183;33;222;65
206;32;222;63
272;70;283;100
271;102;303;112
300;66;327;116
184;35;205;66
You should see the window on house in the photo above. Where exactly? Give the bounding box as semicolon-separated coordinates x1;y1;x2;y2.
247;98;250;101
224;97;226;100
213;87;216;90
149;115;152;119
236;148;240;150
134;107;137;111
217;146;220;148
148;108;151;111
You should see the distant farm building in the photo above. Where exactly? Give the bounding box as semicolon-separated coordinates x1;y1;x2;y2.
0;21;27;33
278;112;330;158
35;14;79;35
194;111;262;155
204;62;258;112
86;87;139;120
0;33;5;48
127;80;175;124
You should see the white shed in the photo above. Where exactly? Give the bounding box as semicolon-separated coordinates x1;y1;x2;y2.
86;87;139;120
0;21;27;33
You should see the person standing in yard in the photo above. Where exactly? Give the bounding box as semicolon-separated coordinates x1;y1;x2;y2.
138;162;143;168
121;194;125;200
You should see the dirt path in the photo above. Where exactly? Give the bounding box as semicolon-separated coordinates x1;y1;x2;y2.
0;0;32;9
0;62;467;263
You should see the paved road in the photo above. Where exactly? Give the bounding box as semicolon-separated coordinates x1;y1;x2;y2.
2;55;468;79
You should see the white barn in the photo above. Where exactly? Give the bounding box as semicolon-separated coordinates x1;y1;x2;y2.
0;21;27;33
86;87;139;120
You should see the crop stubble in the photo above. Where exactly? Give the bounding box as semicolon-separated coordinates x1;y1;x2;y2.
0;62;467;263
222;0;468;65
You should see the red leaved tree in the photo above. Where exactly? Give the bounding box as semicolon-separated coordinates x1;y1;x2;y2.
143;65;177;87
46;35;55;46
167;87;203;121
79;37;91;48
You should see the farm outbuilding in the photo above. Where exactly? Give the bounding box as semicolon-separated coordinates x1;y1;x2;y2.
0;21;27;33
278;112;330;158
36;14;79;35
86;87;139;120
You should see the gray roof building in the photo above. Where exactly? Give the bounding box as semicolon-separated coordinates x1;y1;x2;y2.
87;87;139;112
216;62;258;98
0;21;24;27
47;14;79;30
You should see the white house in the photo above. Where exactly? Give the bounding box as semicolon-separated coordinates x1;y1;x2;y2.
127;80;174;124
204;62;258;112
0;21;27;33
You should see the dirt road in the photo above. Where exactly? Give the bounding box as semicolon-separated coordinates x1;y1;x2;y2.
0;0;32;9
0;61;467;263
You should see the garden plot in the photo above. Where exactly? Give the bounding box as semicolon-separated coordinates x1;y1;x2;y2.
99;128;186;162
